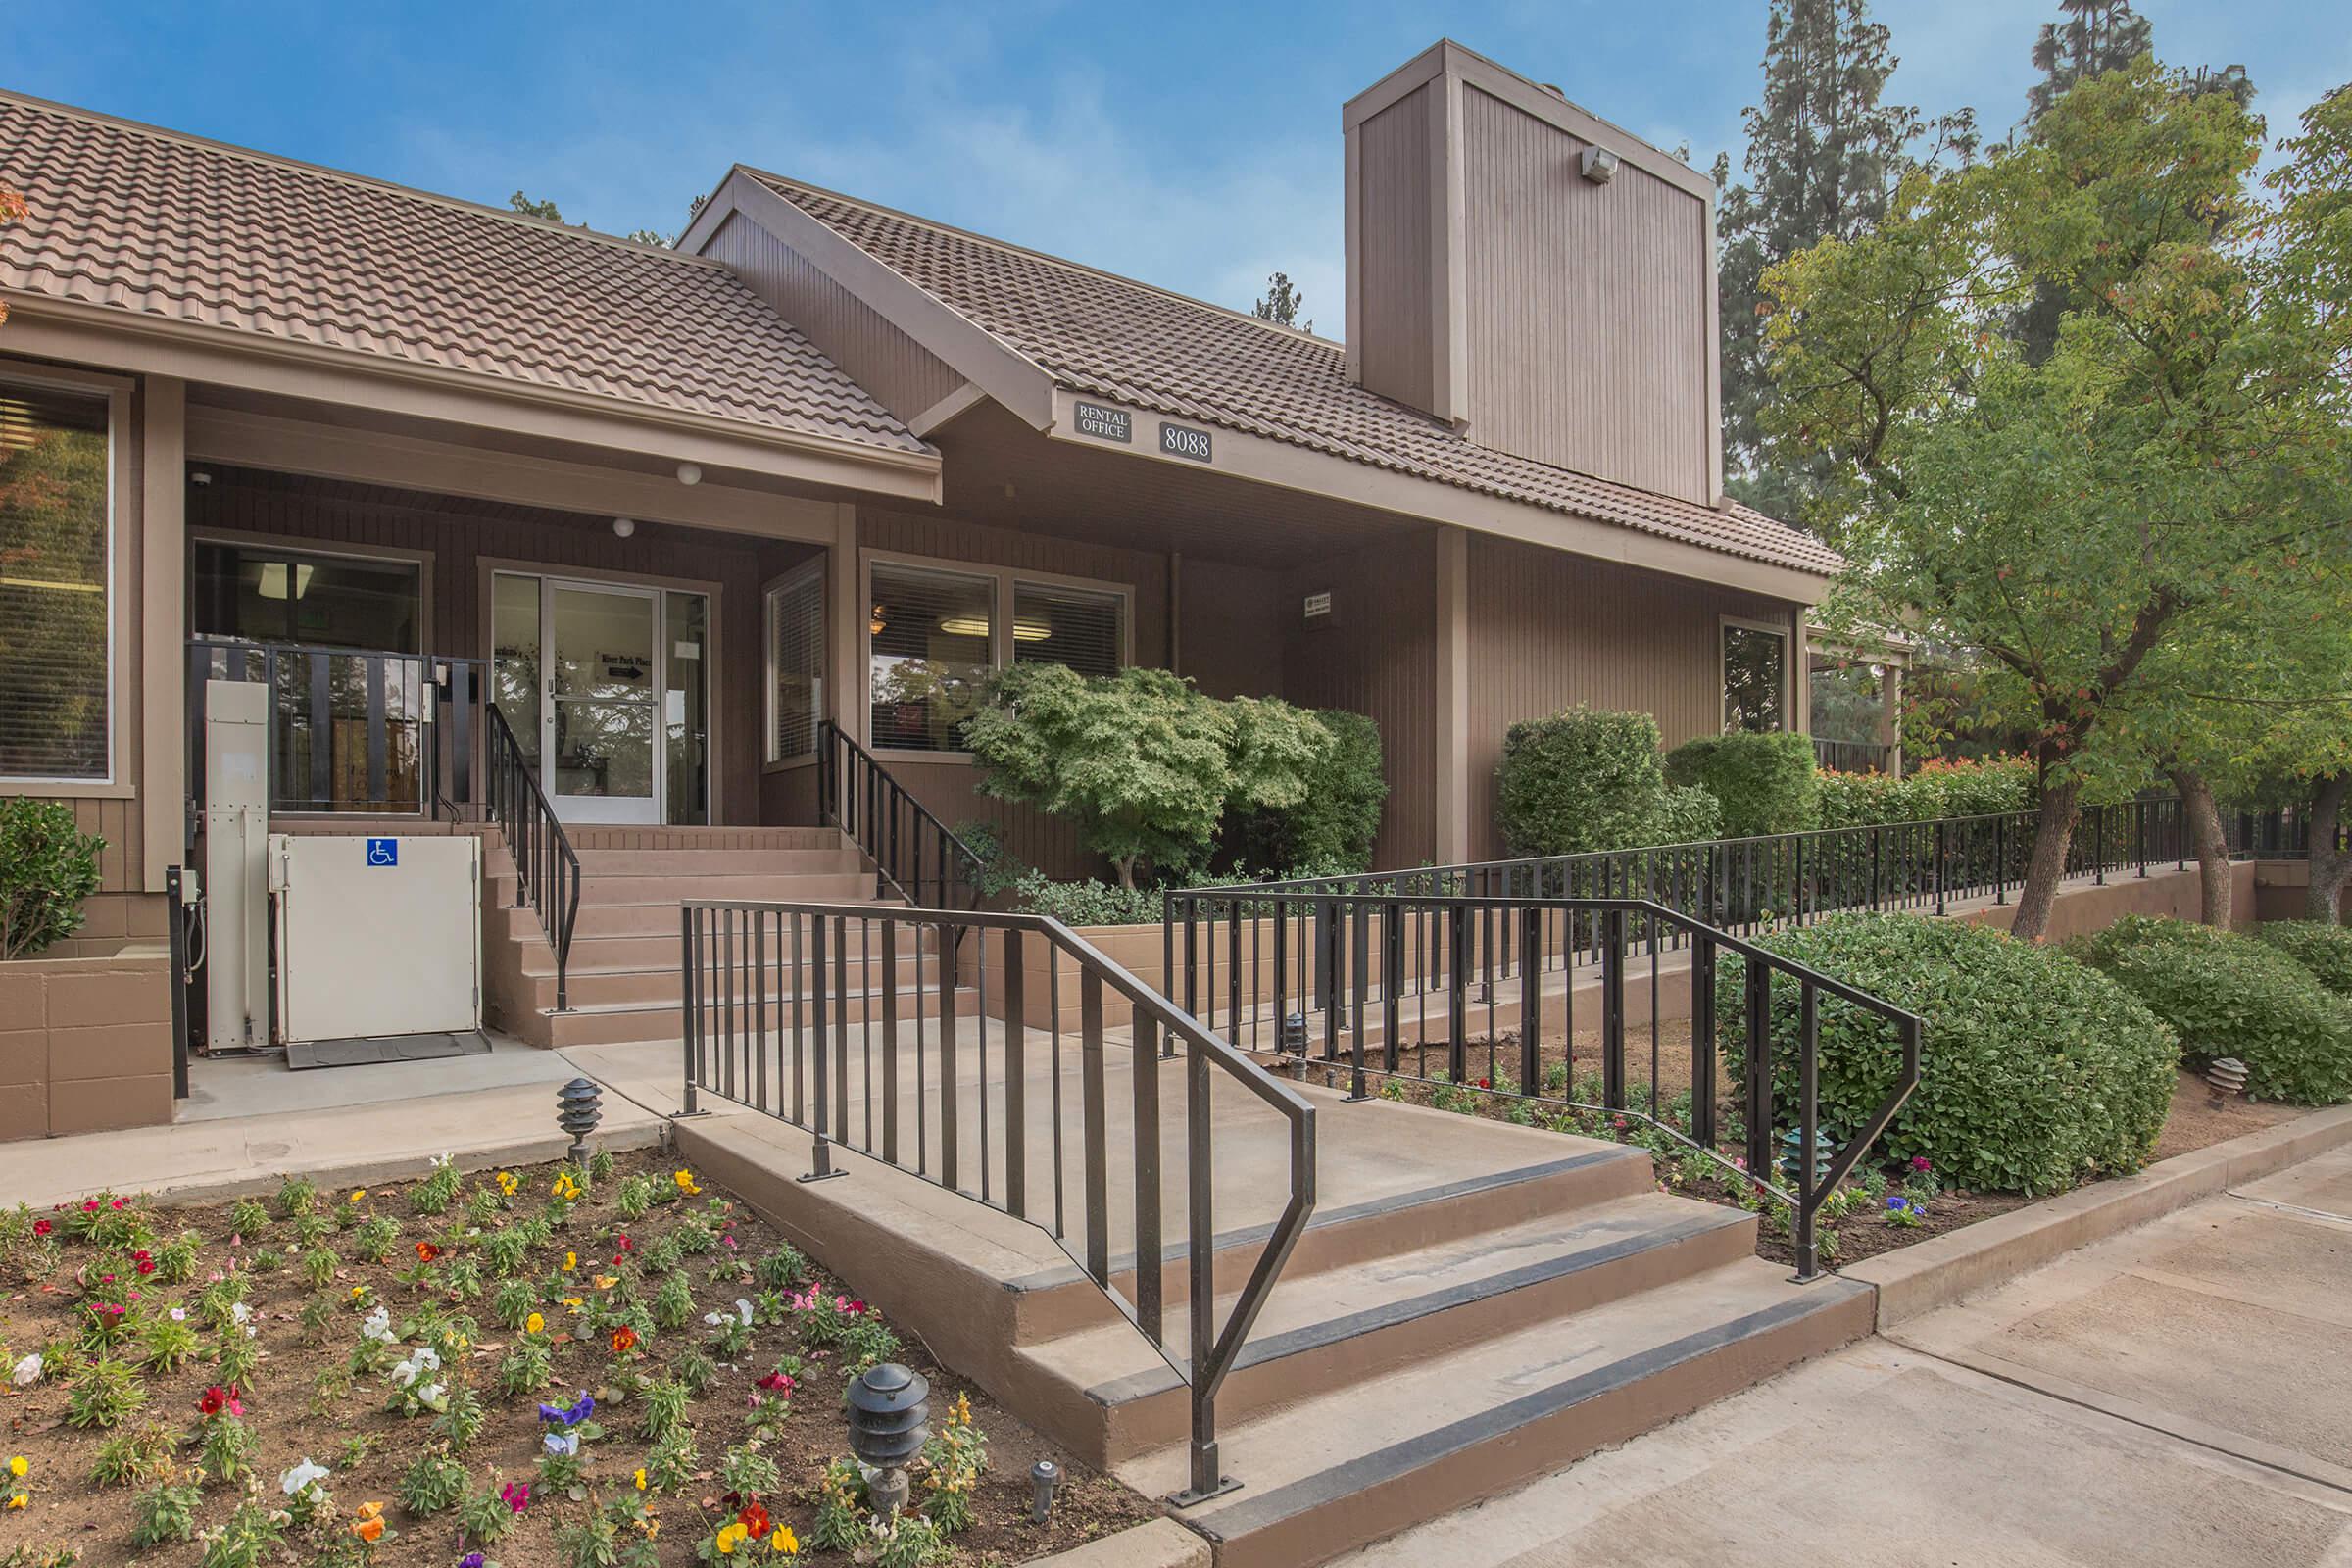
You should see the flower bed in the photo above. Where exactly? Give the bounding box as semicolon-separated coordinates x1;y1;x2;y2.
0;1152;1152;1568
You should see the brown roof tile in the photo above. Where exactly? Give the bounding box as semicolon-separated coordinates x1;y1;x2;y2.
0;95;927;457
753;172;1841;577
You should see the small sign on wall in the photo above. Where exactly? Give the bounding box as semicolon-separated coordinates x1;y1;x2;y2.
1302;590;1332;620
1158;421;1213;463
1073;402;1132;443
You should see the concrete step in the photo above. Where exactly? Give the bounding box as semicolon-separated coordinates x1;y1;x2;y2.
556;896;906;938
1017;1193;1757;1466
1116;1262;1874;1568
532;985;982;1050
516;870;882;906
571;847;868;876
538;952;950;1009
514;921;943;975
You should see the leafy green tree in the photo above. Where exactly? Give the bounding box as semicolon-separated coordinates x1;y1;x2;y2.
508;190;565;221
1252;272;1309;332
0;184;24;328
1764;62;2351;941
1714;0;1974;523
2025;0;2152;123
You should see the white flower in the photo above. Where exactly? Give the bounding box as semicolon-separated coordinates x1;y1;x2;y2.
10;1352;41;1388
361;1306;395;1344
734;1298;755;1326
280;1459;329;1496
230;1301;252;1325
389;1359;418;1389
169;1306;187;1322
702;1311;725;1327
417;1382;447;1412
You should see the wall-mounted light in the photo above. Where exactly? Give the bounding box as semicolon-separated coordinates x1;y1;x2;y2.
1581;145;1620;184
676;462;703;486
612;517;636;538
189;469;215;486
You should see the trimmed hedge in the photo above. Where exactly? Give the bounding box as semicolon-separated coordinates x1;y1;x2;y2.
2076;915;2352;1104
1664;731;1820;839
1720;913;2178;1194
1656;783;1723;847
0;799;105;960
2257;921;2352;997
1814;755;2034;828
1495;707;1673;856
1227;708;1387;875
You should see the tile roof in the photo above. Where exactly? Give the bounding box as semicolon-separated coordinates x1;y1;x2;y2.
0;94;927;457
752;172;1841;577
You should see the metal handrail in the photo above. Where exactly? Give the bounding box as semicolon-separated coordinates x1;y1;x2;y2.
1159;887;1919;1281
679;897;1315;1505
817;720;987;910
484;704;580;1011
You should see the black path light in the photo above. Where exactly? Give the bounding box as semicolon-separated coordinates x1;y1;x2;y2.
847;1362;930;1519
557;1078;603;1164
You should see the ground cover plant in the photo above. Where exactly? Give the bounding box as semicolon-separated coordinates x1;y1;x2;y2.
0;1152;1150;1568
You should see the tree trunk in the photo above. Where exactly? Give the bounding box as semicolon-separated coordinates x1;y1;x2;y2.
2167;765;2232;928
2311;773;2350;925
2009;776;2082;943
1113;856;1138;891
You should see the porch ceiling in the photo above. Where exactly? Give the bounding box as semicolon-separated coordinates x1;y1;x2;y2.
931;400;1427;570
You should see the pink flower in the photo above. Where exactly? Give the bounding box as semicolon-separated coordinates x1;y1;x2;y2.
500;1482;531;1514
1910;1155;1933;1174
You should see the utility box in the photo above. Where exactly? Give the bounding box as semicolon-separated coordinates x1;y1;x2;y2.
270;834;482;1046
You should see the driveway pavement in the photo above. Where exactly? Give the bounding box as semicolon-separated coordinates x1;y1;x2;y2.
1340;1144;2352;1567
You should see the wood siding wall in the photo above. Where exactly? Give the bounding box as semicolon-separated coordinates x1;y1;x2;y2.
1177;558;1287;703
1285;531;1440;869
1464;534;1801;858
1352;83;1439;417
189;469;774;825
703;212;964;424
1459;85;1712;504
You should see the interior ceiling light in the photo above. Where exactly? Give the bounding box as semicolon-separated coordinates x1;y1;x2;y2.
869;604;888;636
937;615;1051;641
676;462;703;486
612;517;636;538
258;562;315;601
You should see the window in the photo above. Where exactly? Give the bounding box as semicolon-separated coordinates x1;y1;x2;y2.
0;382;112;781
868;563;994;752
764;563;823;763
1013;581;1124;679
191;542;421;652
1723;621;1788;733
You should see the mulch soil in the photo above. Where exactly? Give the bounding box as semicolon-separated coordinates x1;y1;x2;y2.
0;1149;1153;1568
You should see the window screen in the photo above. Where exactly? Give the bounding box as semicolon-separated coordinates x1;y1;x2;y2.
868;563;992;752
766;564;824;761
0;383;110;780
1723;623;1788;733
1013;581;1124;678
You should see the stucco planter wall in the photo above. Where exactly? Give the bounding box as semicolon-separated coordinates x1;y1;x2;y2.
0;943;175;1142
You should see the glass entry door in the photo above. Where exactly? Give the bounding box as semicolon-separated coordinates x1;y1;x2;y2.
493;572;706;825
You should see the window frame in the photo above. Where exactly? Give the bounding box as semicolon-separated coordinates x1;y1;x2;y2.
858;548;1134;764
1719;612;1792;736
762;558;826;770
187;531;432;656
0;362;131;796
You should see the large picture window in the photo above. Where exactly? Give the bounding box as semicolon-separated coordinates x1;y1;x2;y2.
765;563;824;763
1013;580;1124;679
1722;620;1788;733
0;381;112;781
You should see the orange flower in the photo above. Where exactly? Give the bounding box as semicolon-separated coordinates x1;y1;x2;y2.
415;1241;440;1263
353;1501;386;1543
611;1326;638;1355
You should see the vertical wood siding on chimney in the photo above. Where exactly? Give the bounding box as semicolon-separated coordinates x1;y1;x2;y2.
1351;85;1440;417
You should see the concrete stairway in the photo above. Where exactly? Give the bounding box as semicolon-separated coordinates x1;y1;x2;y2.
478;826;976;1049
680;1065;1872;1568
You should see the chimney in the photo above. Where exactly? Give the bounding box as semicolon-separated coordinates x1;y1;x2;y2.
1343;40;1723;506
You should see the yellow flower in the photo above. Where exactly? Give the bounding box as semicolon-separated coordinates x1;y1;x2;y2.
4;1494;24;1511
349;1286;367;1299
632;1468;648;1491
524;1312;544;1335
673;1169;701;1195
6;1456;25;1477
563;1297;584;1313
594;1274;618;1290
349;1190;367;1202
770;1526;797;1555
714;1523;746;1555
644;1516;661;1539
495;1171;518;1196
564;1251;578;1272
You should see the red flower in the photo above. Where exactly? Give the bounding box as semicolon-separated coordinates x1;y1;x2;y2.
1476;1077;1491;1090
415;1241;440;1263
756;1372;793;1394
197;1385;228;1416
611;1326;638;1355
134;1253;156;1276
736;1503;771;1539
30;1219;49;1237
81;1200;98;1212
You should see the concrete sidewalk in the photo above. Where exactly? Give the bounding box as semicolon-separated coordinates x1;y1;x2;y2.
1339;1143;2352;1567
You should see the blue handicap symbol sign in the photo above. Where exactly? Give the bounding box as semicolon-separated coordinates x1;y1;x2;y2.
365;837;399;867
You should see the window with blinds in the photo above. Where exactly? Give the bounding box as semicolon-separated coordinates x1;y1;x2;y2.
868;562;993;752
0;382;111;780
765;563;824;762
1013;581;1124;678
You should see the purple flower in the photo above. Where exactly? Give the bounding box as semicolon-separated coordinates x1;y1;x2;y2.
535;1401;567;1425
461;1555;485;1568
1886;1196;1908;1211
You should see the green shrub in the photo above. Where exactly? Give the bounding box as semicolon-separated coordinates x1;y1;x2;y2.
2076;915;2352;1104
1654;783;1723;847
1814;755;2035;828
0;799;105;958
1005;871;1163;927
1664;732;1819;839
1495;707;1673;856
1226;709;1387;875
1721;913;2178;1194
2256;921;2352;997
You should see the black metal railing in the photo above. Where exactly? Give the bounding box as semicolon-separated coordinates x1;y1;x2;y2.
1183;797;2198;941
486;704;580;1011
185;638;485;823
680;898;1315;1504
1812;736;1893;774
1158;889;1918;1279
816;720;987;909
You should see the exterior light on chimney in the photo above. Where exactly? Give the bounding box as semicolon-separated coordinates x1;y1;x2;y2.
676;462;703;486
1580;146;1620;184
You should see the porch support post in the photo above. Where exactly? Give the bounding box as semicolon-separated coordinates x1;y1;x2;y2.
1433;525;1470;866
142;375;187;887
826;503;863;753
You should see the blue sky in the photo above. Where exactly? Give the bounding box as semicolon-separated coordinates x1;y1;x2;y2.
6;2;2343;329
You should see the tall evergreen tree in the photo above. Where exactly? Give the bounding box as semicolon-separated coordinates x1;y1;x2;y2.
1252;272;1310;332
1715;0;1972;525
2026;0;2152;122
